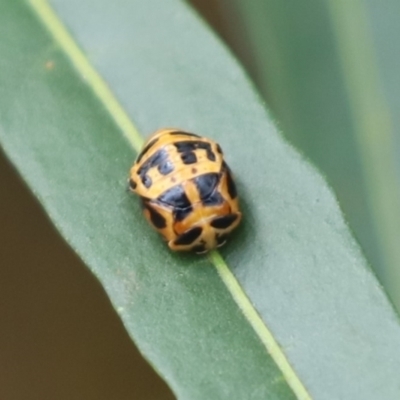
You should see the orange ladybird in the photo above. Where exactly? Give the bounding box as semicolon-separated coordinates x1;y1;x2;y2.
129;129;241;253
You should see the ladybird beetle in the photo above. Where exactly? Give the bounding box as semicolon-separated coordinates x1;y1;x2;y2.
129;129;241;253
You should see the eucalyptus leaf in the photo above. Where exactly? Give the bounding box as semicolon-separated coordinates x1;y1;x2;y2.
1;0;400;399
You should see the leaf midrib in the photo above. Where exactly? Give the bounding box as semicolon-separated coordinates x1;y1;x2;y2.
28;0;312;398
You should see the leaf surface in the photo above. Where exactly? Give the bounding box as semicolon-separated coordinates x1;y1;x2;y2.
223;0;400;308
1;0;400;399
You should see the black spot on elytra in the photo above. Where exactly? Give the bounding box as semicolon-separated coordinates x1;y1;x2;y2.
203;192;224;206
143;176;152;188
137;149;169;187
169;131;201;138
174;208;192;221
138;149;168;176
158;160;174;175
197;142;216;161
145;204;167;229
174;141;197;153
216;144;223;154
210;214;238;229
193;173;223;206
174;140;216;162
194;173;218;198
225;168;237;199
157;185;193;222
207;150;216;161
136;137;159;163
158;185;190;208
129;178;137;190
181;152;197;165
197;142;210;150
174;226;202;246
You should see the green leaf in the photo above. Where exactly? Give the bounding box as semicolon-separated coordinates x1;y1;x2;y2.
1;0;400;399
220;0;400;309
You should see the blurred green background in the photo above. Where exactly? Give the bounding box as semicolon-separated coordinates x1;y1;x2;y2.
1;1;399;399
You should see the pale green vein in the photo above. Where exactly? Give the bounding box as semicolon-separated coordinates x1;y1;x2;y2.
29;0;144;152
28;1;311;399
327;0;400;308
209;250;311;400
